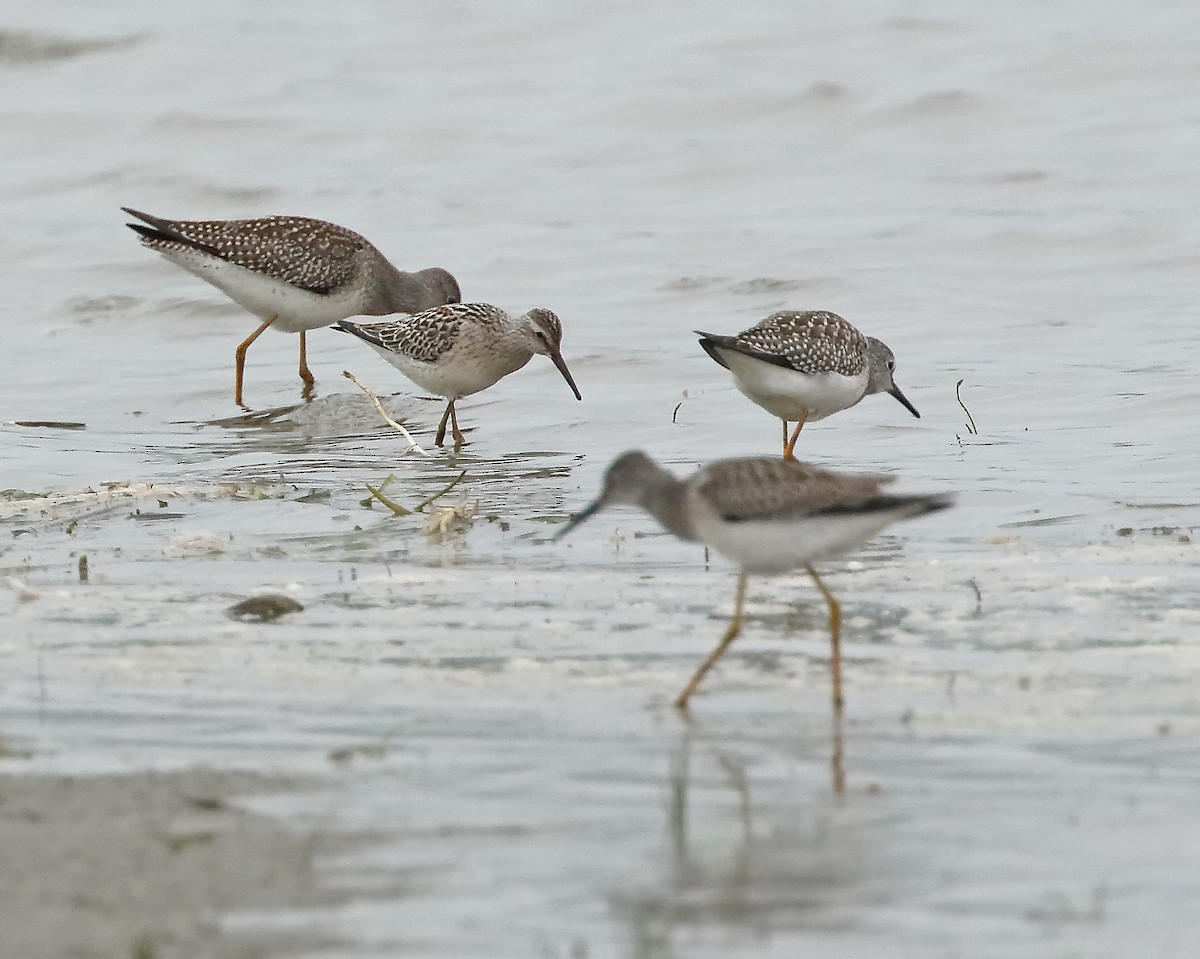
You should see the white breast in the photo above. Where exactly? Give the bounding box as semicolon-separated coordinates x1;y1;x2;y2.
158;247;366;332
688;491;903;575
717;348;868;421
366;338;531;400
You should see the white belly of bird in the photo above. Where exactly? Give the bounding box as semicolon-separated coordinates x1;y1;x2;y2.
159;248;366;332
690;498;907;576
718;349;868;421
366;339;532;400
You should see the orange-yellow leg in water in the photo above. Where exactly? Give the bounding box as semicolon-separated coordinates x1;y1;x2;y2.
830;700;846;795
806;563;844;712
434;400;468;448
675;571;749;710
298;331;315;387
675;565;844;713
782;414;808;461
234;315;277;408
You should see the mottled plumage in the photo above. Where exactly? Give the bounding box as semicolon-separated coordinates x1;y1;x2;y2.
122;207;461;407
697;310;919;459
558;451;952;709
705;310;869;377
127;212;371;294
336;303;581;448
692;457;894;523
341;303;509;364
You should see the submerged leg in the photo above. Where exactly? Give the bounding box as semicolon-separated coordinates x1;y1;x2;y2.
806;563;844;712
298;331;315;386
675;572;749;710
234;316;277;408
830;696;846;795
449;401;467;448
783;414;808;461
434;400;454;447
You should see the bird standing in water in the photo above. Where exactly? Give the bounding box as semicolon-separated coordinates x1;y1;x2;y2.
558;451;951;710
123;207;461;407
336;302;582;448
697;310;919;459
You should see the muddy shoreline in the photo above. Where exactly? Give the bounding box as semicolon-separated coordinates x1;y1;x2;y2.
0;766;371;958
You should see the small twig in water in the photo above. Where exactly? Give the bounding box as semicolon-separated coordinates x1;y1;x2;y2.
359;474;394;509
364;481;412;516
672;389;689;424
342;370;430;456
363;470;469;518
413;470;468;512
955;378;978;435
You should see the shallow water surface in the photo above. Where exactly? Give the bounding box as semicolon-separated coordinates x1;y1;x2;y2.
2;0;1199;955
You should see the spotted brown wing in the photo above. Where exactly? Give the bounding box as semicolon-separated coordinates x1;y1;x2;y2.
123;208;367;295
339;304;497;362
694;458;893;522
728;310;869;376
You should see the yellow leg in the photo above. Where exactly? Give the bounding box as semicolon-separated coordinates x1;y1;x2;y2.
675;572;749;710
830;697;846;796
449;401;467;448
783;414;808;461
234;316;276;408
434;400;454;447
298;331;315;386
806;563;844;712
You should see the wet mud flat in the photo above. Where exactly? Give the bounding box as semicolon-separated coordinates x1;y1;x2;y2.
3;438;1200;954
4;0;1200;953
0;766;382;959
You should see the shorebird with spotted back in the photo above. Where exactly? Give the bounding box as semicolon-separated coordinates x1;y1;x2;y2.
558;451;952;710
697;310;920;460
122;208;461;407
335;302;582;448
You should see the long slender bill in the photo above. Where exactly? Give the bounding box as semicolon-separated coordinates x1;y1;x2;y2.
550;350;583;400
555;498;603;540
888;383;920;418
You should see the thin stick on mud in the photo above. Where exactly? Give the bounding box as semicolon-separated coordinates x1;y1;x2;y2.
364;481;412;516
413;470;468;512
342;370;430;456
363;470;468;517
955;378;979;435
359;473;395;509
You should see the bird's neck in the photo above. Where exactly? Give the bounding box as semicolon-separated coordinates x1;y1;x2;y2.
372;268;430;315
864;366;887;396
639;473;697;542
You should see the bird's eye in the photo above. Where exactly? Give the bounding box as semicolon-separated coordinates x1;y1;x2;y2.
535;330;548;341
886;360;895;371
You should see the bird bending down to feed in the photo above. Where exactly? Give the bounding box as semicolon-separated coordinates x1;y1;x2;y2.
557;451;951;710
122;207;461;408
697;310;919;459
335;302;582;448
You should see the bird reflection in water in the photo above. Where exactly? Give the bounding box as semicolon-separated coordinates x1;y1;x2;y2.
615;712;861;953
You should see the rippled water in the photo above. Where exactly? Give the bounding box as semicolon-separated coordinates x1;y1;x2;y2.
3;0;1200;955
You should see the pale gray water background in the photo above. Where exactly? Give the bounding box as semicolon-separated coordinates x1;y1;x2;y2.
2;0;1200;955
